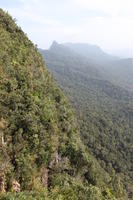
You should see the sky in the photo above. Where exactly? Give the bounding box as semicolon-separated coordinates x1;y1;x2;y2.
1;0;133;55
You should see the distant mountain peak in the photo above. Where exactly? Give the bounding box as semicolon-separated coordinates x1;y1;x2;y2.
50;40;59;49
49;41;78;57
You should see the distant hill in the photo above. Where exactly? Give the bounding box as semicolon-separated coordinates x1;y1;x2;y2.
39;42;103;80
63;42;118;63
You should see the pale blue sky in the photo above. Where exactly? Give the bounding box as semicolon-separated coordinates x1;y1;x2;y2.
1;0;133;53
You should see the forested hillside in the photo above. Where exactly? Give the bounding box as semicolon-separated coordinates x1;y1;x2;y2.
0;9;125;200
40;41;133;199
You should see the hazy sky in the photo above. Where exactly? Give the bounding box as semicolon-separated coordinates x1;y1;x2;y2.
1;0;133;52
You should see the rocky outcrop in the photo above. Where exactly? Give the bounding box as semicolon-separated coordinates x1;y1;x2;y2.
0;173;5;193
0;118;7;145
49;151;61;169
12;180;20;193
40;168;49;188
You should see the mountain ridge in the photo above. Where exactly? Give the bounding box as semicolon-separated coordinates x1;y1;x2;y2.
50;41;118;62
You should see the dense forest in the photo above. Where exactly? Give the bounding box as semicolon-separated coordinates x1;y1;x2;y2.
40;42;133;199
0;9;127;200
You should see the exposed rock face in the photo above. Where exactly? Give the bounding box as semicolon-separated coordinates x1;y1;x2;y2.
49;151;61;169
0;118;7;145
0;174;5;193
40;168;49;188
12;180;20;193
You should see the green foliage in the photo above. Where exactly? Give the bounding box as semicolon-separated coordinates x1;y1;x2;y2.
0;191;47;200
0;7;78;191
0;184;119;200
0;8;118;200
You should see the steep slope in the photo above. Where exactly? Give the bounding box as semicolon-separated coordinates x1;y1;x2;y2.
0;9;121;200
40;42;133;199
